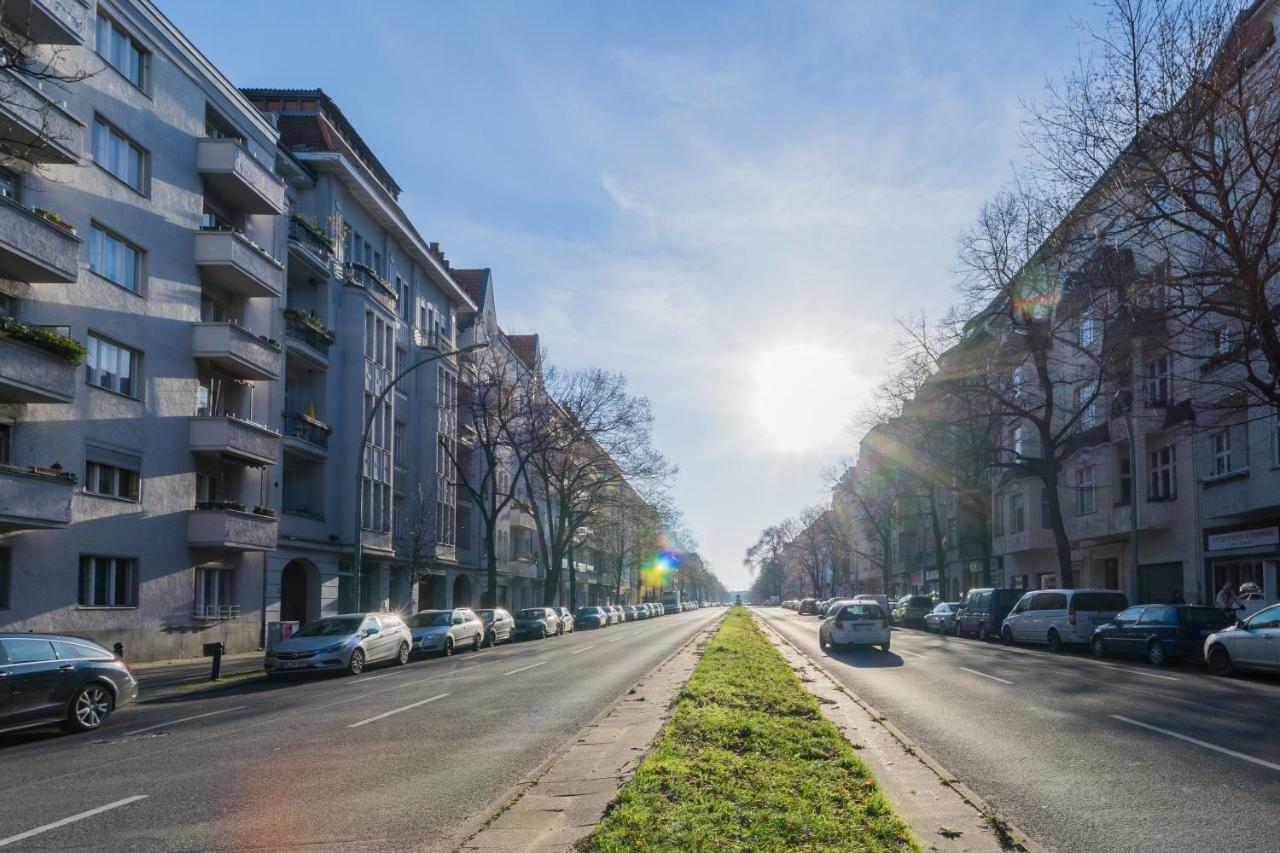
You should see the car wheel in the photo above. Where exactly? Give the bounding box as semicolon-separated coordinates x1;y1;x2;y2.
1003;625;1015;645
348;648;366;675
472;633;482;653
540;626;547;640
1147;640;1167;667
485;630;497;648
881;640;891;652
558;624;565;636
819;629;830;650
977;622;989;642
443;637;454;657
1046;629;1062;652
63;683;113;733
1091;636;1106;658
396;642;410;666
1207;644;1234;676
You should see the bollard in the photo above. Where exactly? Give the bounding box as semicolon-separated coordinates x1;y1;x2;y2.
113;642;125;659
203;641;224;681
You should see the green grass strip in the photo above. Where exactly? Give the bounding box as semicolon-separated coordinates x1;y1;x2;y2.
586;608;918;852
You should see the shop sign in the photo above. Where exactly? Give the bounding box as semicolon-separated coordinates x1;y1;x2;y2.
1207;527;1279;552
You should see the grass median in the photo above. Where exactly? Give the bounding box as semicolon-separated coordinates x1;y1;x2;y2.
585;608;917;852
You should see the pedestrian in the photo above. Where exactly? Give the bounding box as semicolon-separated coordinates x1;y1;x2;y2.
1214;581;1238;618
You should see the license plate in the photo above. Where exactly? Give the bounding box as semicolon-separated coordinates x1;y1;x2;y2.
281;661;306;669
852;624;869;631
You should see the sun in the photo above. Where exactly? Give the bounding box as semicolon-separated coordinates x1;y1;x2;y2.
745;341;864;454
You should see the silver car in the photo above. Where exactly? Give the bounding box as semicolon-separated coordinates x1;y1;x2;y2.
1205;602;1280;676
515;607;561;639
474;608;516;647
408;609;485;656
556;607;575;633
265;613;412;676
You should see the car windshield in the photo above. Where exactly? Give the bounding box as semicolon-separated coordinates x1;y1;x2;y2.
932;604;953;613
295;618;362;637
1072;592;1128;611
409;612;453;627
840;604;883;619
474;610;496;621
517;609;545;619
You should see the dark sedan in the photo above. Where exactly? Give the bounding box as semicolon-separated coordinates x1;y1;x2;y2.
575;606;608;629
514;607;561;639
1;633;138;735
1091;604;1231;666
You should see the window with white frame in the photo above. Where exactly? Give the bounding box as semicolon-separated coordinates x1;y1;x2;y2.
79;555;137;607
1012;424;1025;460
1210;430;1234;477
193;564;236;619
1011;364;1023;397
1076;384;1098;429
86;333;139;398
1077;465;1097;515
1146;354;1171;405
89;224;143;293
91;117;147;192
1079;313;1097;347
993;494;1004;536
946;515;958;547
85;447;140;501
95;12;149;90
1149;445;1177;499
1009;492;1025;534
1214;327;1239;356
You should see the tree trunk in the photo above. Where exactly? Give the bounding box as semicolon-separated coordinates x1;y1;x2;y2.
484;523;499;609
927;486;947;597
568;543;578;611
1044;465;1075;588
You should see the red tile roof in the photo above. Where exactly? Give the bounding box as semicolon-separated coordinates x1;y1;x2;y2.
450;268;488;306
506;334;539;369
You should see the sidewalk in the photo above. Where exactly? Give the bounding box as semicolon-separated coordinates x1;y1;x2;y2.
130;650;263;695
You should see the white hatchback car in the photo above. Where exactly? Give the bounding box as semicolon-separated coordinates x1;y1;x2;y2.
1001;589;1129;650
407;608;485;656
1204;602;1280;676
819;601;891;652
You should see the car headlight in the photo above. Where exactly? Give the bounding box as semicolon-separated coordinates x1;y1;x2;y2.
318;642;347;655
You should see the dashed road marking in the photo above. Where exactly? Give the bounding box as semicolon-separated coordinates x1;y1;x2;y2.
125;706;247;736
958;667;1013;685
0;795;149;848
1111;715;1280;772
346;693;449;729
504;661;548;676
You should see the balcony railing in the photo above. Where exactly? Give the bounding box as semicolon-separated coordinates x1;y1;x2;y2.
1;0;89;45
283;309;335;357
344;262;398;311
288;215;334;260
0;65;84;164
0;319;81;403
282;413;331;450
192;604;241;621
195;227;284;298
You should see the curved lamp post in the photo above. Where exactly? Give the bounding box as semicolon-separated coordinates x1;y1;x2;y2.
350;324;490;611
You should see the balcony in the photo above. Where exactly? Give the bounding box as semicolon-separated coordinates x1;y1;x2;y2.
187;505;277;551
0;196;81;282
0;463;74;532
0;66;84;164
191;322;281;381
343;262;398;312
1;0;90;45
282;413;330;460
196;137;286;215
194;228;284;299
0;327;79;403
190;415;280;467
282;309;334;369
287;215;334;278
992;526;1057;557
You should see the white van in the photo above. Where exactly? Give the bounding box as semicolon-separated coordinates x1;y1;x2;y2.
1001;589;1129;650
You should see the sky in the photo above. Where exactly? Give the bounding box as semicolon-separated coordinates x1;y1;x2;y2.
161;0;1103;591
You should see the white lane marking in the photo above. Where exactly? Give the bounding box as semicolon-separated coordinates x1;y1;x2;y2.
351;671;398;684
959;667;1013;685
1111;715;1280;772
345;693;449;729
1094;662;1179;682
0;795;149;848
125;706;247;736
571;645;595;655
504;661;548;676
896;649;926;658
603;636;623;643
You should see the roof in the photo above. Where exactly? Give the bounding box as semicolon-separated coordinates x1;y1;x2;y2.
241;88;402;199
506;334;539;369
450;268;489;306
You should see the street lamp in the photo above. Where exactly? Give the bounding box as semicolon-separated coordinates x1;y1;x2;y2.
350;323;490;611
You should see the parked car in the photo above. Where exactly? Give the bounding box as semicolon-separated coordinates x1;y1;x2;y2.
622;605;639;621
474;608;516;647
955;588;1025;641
1002;589;1129;650
575;606;608;629
406;609;484;656
1091;605;1230;665
924;602;960;634
655;603;666;616
633;604;649;620
556;607;575;633
892;595;934;628
268;612;413;675
515;607;561;639
819;602;892;652
1204;602;1280;676
0;633;139;734
798;598;820;615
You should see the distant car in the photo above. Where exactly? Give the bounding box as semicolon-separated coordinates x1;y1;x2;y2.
556;607;575;633
1091;605;1230;665
407;609;484;656
268;612;413;675
955;588;1025;641
819;602;891;652
0;633;139;734
924;602;960;634
474;608;516;647
1205;603;1280;676
515;607;560;639
1002;589;1129;650
892;596;934;627
576;606;608;629
655;603;666;616
622;605;639;621
798;598;820;615
633;604;649;620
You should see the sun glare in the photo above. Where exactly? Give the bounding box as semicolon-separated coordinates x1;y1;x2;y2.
746;341;863;454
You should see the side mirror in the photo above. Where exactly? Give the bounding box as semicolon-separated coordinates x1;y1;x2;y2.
364;627;379;637
453;618;463;625
1236;620;1248;630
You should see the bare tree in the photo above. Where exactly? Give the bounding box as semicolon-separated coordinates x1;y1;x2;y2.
396;479;438;608
745;521;794;602
787;505;835;598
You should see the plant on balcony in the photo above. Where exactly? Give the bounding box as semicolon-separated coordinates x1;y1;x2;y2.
251;505;277;519
0;315;87;364
282;307;337;342
262;336;283;352
195;499;247;513
290;213;335;248
33;207;76;235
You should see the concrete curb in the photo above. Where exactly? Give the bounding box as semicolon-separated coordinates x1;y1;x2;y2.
753;614;1048;853
451;616;724;853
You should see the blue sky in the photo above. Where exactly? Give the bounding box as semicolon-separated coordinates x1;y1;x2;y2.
161;0;1099;590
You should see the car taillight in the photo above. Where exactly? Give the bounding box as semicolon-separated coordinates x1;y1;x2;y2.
1068;608;1076;626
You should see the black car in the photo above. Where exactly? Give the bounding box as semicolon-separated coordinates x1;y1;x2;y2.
1091;604;1232;666
955;588;1025;641
1;633;138;735
798;598;820;615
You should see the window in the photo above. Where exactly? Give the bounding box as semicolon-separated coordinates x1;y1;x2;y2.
1210;430;1234;477
1011;364;1023;397
1080;314;1096;347
1012;425;1025;460
0;167;19;202
86;333;140;398
0;422;10;464
85;447;140;501
456;505;472;550
95;12;149;90
1146;354;1170;405
92;117;147;192
1040;487;1050;529
1214;327;1239;356
79;555;137;607
0;549;9;609
946;515;958;547
1077;465;1097;515
1119;450;1132;505
396;275;409;320
993;494;1004;536
1009;492;1025;534
1149;445;1176;499
194;565;235;619
393;421;406;465
1076;384;1098;429
3;638;57;663
88;224;142;293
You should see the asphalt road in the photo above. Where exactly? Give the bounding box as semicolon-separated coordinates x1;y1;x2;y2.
0;607;721;852
756;607;1280;853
